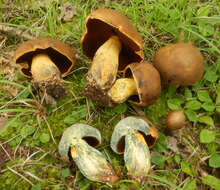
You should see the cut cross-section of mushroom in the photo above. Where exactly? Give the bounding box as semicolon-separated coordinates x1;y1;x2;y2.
58;124;119;185
108;62;161;106
82;8;144;106
110;116;158;182
14;38;76;103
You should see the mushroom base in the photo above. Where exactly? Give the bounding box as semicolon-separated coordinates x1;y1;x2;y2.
84;79;114;107
33;76;66;103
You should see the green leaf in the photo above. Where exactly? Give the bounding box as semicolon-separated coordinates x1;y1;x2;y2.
201;102;215;112
40;133;50;143
181;161;195;176
20;125;35;138
185;100;201;110
197;90;212;102
209;153;220;168
197;6;210;16
200;129;215;143
198;23;215;37
183;179;196;190
61;168;70;178
185;110;197;122
152;133;168;153
199;116;214;126
112;103;127;114
31;184;41;190
201;175;220;190
203;68;219;83
151;154;166;167
167;97;184;110
166;85;177;98
64;105;88;124
184;88;192;99
216;107;220;114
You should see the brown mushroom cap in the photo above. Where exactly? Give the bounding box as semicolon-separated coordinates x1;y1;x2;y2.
81;8;144;71
14;38;76;78
154;41;204;86
124;62;161;106
166;110;186;131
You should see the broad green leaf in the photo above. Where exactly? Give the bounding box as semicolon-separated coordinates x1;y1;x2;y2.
200;129;215;143
61;168;70;178
197;90;212;102
20;125;35;138
152;133;168;153
203;68;219;83
198;23;215;37
201;175;220;190
166;85;177;98
201;102;215;112
183;179;196;190
151;154;166;167
184;88;192;99
185;109;197;122
112;103;127;114
181;161;195;176
40;133;50;143
199;116;214;126
209;153;220;168
167;97;184;110
185;100;201;110
216;107;220;114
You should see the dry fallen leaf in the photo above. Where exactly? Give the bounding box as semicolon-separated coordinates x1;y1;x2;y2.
0;114;8;132
60;1;76;22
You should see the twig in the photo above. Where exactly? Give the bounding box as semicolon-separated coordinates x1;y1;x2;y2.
7;166;34;186
43;116;56;144
0;24;34;40
0;144;13;161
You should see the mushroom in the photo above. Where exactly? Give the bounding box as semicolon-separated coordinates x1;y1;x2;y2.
166;110;186;131
108;62;161;106
58;124;119;184
14;38;75;103
81;8;144;105
153;40;204;87
110;116;158;182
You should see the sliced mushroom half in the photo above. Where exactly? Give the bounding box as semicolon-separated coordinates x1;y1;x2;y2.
110;117;158;182
58;124;118;184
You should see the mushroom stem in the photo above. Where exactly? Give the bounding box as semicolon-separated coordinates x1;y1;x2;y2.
88;35;122;89
31;53;61;82
69;140;119;184
108;78;137;103
124;131;151;182
31;53;65;101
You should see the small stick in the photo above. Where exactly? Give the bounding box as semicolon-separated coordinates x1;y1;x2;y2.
7;166;34;186
43;116;56;144
0;24;34;40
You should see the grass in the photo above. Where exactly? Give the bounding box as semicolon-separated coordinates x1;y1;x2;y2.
0;0;220;189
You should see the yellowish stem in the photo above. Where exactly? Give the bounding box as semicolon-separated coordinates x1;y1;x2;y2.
31;53;61;82
135;132;147;145
70;146;78;159
89;35;122;89
108;78;137;103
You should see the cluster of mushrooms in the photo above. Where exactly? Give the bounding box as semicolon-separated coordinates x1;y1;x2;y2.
14;8;204;185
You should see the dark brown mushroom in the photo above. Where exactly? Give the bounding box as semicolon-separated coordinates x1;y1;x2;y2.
154;40;204;87
14;38;75;103
82;8;144;105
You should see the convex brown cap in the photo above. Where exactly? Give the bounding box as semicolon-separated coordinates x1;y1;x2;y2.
14;37;76;77
124;62;161;106
154;41;204;87
81;8;144;70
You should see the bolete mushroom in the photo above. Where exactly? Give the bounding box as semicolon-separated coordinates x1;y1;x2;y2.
14;38;75;102
166;110;186;131
108;62;161;106
58;124;119;184
110;116;158;182
81;8;144;105
154;40;204;87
